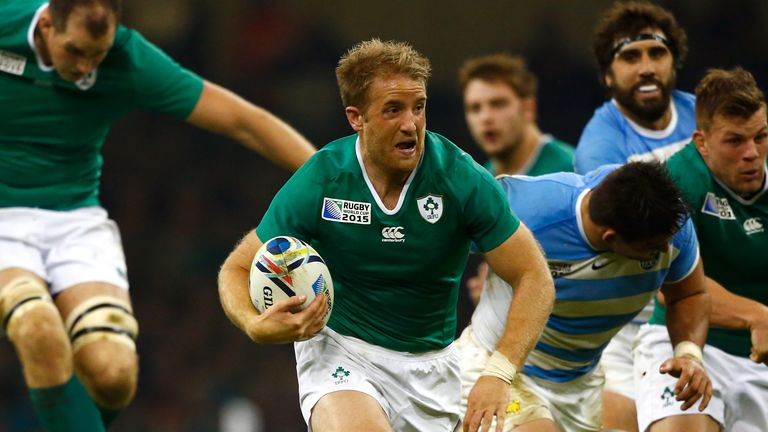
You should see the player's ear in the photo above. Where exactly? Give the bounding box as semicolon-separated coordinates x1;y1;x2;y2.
38;7;54;34
692;130;708;157
522;97;537;123
601;228;618;245
603;70;614;89
345;106;363;132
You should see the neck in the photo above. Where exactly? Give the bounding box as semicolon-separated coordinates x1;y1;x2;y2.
362;159;412;211
618;103;673;131
580;191;608;250
492;124;542;175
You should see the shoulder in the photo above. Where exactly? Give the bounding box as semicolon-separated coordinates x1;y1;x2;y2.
665;143;711;202
496;172;582;228
298;134;358;178
585;100;624;129
0;0;43;46
423;130;491;181
673;90;696;107
541;136;575;157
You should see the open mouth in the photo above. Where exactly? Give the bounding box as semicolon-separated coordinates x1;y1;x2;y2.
395;140;417;151
482;130;499;142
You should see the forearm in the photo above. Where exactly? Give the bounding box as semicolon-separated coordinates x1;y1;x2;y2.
187;81;316;171
708;277;768;331
229;103;315;171
495;270;554;368
218;260;258;334
665;289;710;347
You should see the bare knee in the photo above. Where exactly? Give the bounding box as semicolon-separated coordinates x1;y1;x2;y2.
60;292;139;409
1;275;72;387
75;342;138;409
12;308;73;386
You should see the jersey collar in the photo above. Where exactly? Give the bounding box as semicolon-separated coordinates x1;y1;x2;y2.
355;136;422;215
27;3;55;72
612;97;678;139
712;163;768;206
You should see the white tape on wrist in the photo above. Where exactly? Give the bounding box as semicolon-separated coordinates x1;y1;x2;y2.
481;351;518;384
674;341;703;364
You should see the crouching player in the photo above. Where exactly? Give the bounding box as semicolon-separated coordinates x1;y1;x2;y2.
458;162;712;431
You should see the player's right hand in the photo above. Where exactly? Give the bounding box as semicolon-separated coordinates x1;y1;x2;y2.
244;295;327;344
659;357;712;411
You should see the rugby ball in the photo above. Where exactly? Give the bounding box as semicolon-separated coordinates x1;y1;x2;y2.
249;236;334;325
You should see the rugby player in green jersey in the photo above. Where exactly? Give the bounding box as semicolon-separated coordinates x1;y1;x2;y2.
635;68;768;432
0;0;314;431
218;39;555;432
458;53;575;307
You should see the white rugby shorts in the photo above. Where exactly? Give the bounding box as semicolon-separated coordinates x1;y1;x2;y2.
294;326;461;432
599;321;642;399
635;324;738;431
0;207;128;294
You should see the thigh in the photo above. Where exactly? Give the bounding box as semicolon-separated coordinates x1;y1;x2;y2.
377;345;460;432
295;328;391;427
532;371;603;432
601;322;640;399
720;354;768;432
457;326;490;418
505;375;555;431
634;325;724;432
311;390;392;432
44;207;128;294
0;208;47;279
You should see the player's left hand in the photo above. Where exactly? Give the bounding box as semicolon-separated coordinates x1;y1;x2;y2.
749;313;768;365
464;375;508;432
659;357;712;411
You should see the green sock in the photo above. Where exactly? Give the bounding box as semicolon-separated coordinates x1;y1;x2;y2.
98;406;121;428
29;376;105;432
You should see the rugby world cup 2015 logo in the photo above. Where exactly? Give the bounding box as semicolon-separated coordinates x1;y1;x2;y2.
322;198;371;225
701;193;735;220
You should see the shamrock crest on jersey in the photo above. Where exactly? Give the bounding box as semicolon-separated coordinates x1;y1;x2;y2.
417;194;443;224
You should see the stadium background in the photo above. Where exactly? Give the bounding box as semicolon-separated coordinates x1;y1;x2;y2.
1;1;766;430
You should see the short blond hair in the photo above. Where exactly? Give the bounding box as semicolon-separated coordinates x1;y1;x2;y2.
336;39;431;112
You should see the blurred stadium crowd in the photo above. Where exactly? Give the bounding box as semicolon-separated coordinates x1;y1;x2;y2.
1;1;767;430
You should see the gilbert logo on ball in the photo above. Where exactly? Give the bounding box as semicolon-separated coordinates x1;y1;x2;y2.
249;236;334;325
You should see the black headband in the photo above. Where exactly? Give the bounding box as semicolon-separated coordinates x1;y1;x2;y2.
611;33;671;58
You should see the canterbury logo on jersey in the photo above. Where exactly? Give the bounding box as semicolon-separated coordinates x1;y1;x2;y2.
322;198;371;225
701;193;736;220
381;226;405;243
744;217;764;235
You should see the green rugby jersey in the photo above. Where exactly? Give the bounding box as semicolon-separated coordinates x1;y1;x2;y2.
652;142;768;357
485;135;574;176
0;0;204;210
257;131;520;353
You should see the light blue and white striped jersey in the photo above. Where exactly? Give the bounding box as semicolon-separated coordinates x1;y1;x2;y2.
470;166;699;383
575;90;696;175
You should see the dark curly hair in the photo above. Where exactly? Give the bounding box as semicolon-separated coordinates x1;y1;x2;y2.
593;1;687;85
